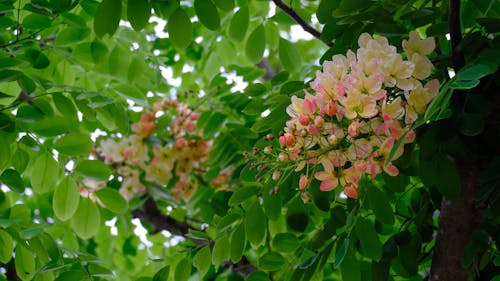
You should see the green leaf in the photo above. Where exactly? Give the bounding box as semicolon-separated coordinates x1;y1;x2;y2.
15;246;35;281
70;197;101;239
152;266;170;281
127;0;151;31
194;246;211;278
455;63;498;82
280;81;304;96
12;148;29;174
54;270;88;281
174;258;191;281
212;234;230;266
340;249;361;281
272;233;299;253
435;155;461;198
91;40;108;63
245;201;266;246
317;0;338;23
74;160;111;181
399;234;421;275
0;169;24;193
0;69;23;83
458;113;484;136
54;133;93;156
245;24;266;64
54;27;90;47
31;153;59;194
0;229;13;263
53;176;80;221
372;260;390;281
229;186;257;206
0;142;10;170
244;83;267;96
22;13;52;29
259;252;285;271
230;222;246;263
95;188;127;214
247;271;270;281
367;186;394;225
355;217;382;261
262;191;281;220
333;0;366;17
265;21;279;49
94;0;121;38
52;93;77;118
194;0;220;30
334;238;349;268
228;6;249;42
168;8;193;49
24;49;50;69
202;112;226;138
128;56;148;83
279;38;301;72
38;232;62;263
213;0;234;11
31;116;74;137
19;225;48;239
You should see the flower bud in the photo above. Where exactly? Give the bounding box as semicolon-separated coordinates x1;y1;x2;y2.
279;133;295;147
300;191;312;204
298;115;309;126
272;170;282;181
314;115;325;127
264;134;275;141
278;153;289;162
328;134;338;145
348;121;361;138
263;146;273;154
299;174;310;190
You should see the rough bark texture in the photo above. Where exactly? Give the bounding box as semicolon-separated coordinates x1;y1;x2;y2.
429;1;479;280
429;162;484;281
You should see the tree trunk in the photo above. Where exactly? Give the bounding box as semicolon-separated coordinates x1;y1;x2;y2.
429;161;484;281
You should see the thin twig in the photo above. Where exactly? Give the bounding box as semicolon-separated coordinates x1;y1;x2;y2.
448;0;465;71
0;30;43;48
271;0;333;47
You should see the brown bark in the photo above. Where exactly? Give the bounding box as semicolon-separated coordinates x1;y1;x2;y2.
429;161;485;281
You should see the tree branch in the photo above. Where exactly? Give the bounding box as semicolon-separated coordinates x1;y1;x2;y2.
271;0;333;47
131;196;190;236
132;196;257;276
429;2;488;280
448;0;465;71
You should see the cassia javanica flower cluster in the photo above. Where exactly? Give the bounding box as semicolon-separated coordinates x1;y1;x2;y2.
275;32;438;199
97;99;219;201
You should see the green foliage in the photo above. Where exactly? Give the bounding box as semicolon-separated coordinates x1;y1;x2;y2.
0;0;498;280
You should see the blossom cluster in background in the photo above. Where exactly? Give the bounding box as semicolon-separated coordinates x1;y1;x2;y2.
276;31;439;199
96;99;214;201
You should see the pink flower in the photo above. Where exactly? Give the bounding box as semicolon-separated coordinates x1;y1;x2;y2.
299;174;310;190
348;121;361;138
279;132;295;147
344;184;358;199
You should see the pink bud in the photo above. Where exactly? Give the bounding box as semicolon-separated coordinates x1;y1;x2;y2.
308;125;319;136
303;97;317;115
190;112;200;120
314;116;325;127
279;133;295;147
322;100;337;117
348;121;361;138
298;115;310;126
344;184;358;199
299;174;310;190
176;138;186;148
272;170;282;180
278;153;289;162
